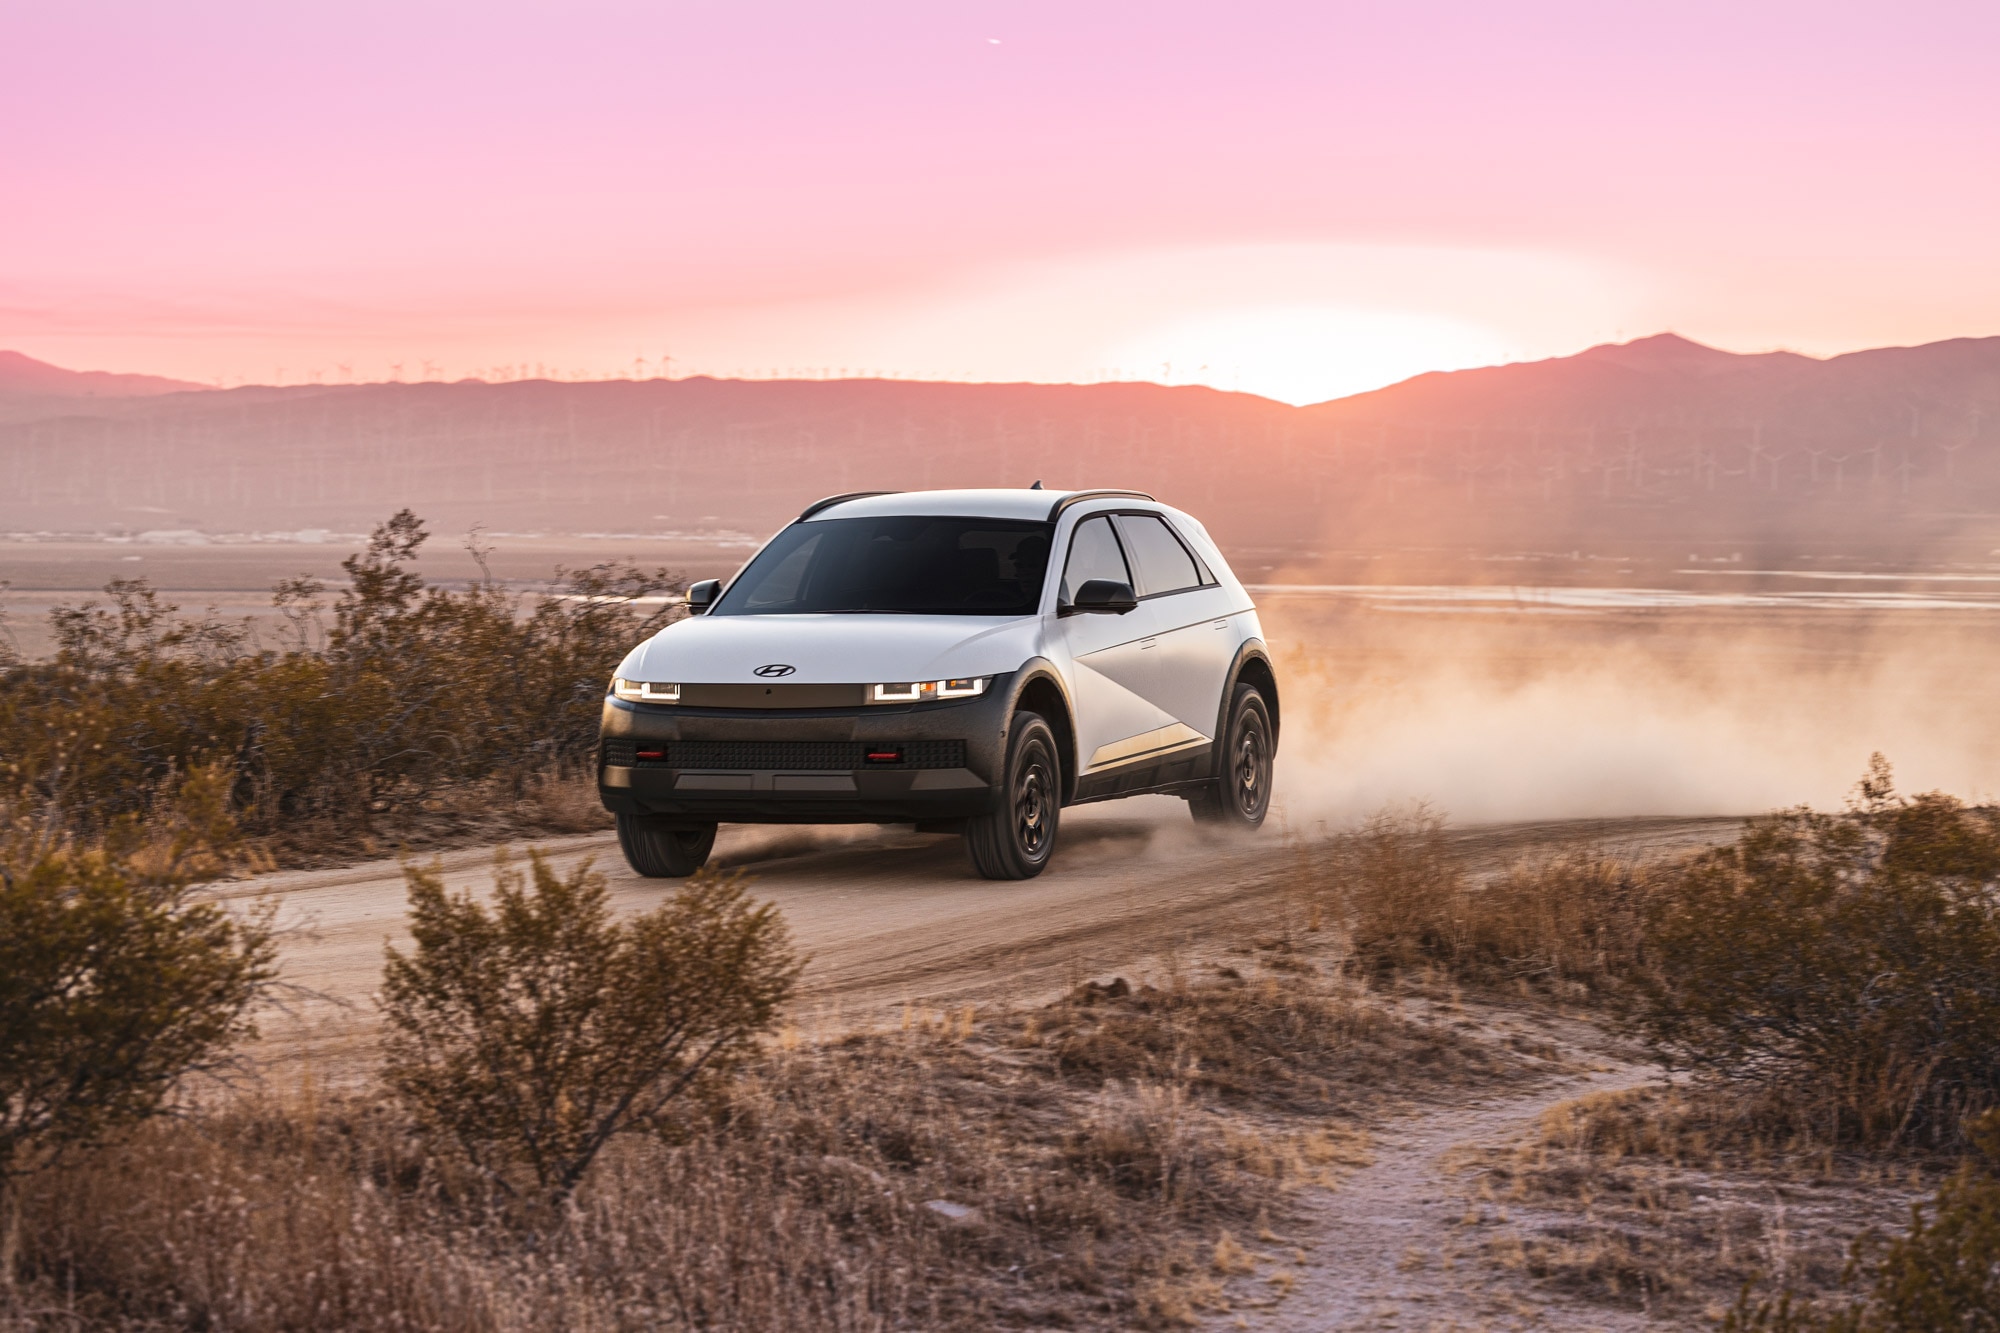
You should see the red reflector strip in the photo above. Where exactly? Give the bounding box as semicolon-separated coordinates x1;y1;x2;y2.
866;750;902;763
635;749;666;760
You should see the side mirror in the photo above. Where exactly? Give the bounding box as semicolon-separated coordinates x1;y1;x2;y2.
684;579;721;612
1067;578;1138;616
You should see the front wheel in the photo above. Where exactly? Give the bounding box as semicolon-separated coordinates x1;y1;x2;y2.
616;813;718;878
1189;684;1274;830
964;712;1061;880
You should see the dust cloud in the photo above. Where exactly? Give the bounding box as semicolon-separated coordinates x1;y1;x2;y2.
650;600;2000;851
1264;597;2000;828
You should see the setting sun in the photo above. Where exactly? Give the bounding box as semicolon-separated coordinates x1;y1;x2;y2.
1110;306;1512;404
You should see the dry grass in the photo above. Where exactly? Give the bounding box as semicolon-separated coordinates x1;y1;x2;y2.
2;937;1517;1332
1453;1085;1938;1317
1319;808;1655;1001
1034;966;1516;1112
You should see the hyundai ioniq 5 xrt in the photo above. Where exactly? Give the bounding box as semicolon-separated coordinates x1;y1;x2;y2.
599;488;1279;879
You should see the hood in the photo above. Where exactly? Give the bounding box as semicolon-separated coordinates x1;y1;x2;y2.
618;613;1043;685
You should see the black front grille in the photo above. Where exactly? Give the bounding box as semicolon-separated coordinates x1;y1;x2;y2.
603;739;966;770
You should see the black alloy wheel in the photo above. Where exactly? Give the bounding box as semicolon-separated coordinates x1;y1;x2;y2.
1189;684;1275;830
616;813;718;878
965;712;1061;880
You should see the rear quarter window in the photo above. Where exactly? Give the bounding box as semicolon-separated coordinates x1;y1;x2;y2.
1115;514;1207;597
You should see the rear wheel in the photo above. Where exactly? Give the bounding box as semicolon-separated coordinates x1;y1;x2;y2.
616;813;718;877
964;712;1060;880
1189;684;1274;830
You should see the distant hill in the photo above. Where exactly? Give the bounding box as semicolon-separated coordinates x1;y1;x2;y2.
3;336;1999;558
1296;332;2000;552
1309;333;1997;435
0;350;209;402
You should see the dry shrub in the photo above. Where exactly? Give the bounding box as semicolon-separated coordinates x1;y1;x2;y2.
1633;776;2000;1151
0;773;276;1290
1327;807;1651;997
382;856;798;1204
1335;773;2000;1153
1325;805;1465;971
0;511;679;864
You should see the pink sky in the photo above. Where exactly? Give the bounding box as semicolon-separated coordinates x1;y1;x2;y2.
4;0;1997;403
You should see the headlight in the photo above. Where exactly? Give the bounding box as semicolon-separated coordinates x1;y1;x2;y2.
867;678;988;704
613;678;681;703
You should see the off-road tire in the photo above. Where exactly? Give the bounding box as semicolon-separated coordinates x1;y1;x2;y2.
616;813;718;878
964;712;1061;880
1189;684;1274;830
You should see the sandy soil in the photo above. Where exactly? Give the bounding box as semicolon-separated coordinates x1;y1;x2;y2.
221;806;1739;1083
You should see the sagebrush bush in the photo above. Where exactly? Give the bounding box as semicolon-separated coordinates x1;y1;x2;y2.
0;511;680;859
382;854;799;1203
1634;777;2000;1150
0;768;275;1287
1329;770;2000;1151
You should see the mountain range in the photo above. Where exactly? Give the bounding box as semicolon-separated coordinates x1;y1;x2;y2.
3;335;1998;558
0;350;209;401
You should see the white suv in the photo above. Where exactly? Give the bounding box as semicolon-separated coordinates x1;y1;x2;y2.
598;488;1279;879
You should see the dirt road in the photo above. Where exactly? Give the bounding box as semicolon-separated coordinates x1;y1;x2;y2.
218;804;1741;1081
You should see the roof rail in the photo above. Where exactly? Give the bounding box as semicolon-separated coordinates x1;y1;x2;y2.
1046;489;1157;522
798;490;901;521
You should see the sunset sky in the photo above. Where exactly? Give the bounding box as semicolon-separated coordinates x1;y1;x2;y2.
5;0;1997;404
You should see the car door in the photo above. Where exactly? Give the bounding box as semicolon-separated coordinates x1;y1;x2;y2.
1052;513;1180;774
1113;512;1239;745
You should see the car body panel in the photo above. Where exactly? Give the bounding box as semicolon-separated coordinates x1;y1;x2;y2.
1064;632;1183;771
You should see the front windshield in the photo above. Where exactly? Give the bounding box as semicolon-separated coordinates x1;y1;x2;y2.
710;515;1054;616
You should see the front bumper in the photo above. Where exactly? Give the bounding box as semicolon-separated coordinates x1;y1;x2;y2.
597;676;1011;826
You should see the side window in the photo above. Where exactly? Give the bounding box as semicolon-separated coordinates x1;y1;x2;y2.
1116;514;1203;597
1059;515;1132;604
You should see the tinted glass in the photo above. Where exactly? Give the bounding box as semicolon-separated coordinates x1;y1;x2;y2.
712;516;1053;616
1060;515;1132;604
1116;514;1203;596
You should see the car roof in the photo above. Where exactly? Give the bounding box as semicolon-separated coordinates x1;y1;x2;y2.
800;488;1156;523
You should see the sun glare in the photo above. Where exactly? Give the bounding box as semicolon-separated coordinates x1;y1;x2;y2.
1109;306;1514;406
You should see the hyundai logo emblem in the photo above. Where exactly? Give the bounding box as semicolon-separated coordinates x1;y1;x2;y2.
753;663;797;678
